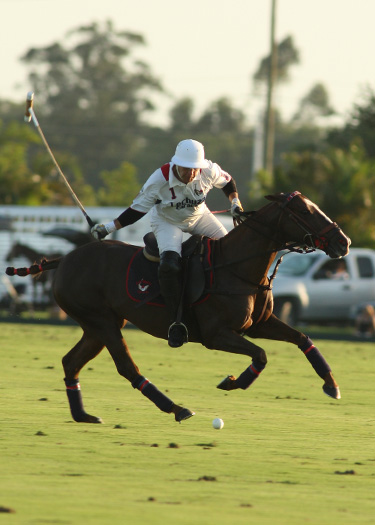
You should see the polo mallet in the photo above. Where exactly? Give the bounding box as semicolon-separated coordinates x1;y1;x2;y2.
24;92;95;228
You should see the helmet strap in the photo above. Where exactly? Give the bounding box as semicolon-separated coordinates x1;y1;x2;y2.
175;165;186;183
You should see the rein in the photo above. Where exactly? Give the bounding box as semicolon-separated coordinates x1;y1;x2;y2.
209;194;316;274
206;191;341;294
216;190;343;270
206;243;302;274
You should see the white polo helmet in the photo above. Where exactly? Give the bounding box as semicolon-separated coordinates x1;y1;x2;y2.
171;139;209;169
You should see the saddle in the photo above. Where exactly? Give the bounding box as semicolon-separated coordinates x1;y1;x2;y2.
126;233;213;307
142;232;202;262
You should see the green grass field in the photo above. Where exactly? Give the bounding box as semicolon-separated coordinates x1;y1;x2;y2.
1;322;374;524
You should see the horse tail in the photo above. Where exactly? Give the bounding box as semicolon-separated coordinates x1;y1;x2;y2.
6;257;61;278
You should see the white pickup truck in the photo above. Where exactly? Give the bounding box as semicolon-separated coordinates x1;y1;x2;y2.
271;248;375;325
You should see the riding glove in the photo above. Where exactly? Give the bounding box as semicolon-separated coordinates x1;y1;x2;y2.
91;221;116;240
230;197;243;218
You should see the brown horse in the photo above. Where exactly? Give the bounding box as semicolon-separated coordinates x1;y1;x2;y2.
6;192;350;424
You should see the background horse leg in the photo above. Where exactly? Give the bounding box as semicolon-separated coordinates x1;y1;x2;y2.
62;333;105;423
245;313;341;399
82;317;194;423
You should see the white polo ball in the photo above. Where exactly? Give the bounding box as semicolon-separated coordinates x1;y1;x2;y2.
212;418;224;429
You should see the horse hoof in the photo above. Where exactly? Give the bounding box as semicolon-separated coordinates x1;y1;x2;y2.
323;384;341;400
217;375;237;391
75;414;103;424
90;416;103;424
175;408;195;423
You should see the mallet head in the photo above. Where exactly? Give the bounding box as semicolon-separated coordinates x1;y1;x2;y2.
24;91;34;122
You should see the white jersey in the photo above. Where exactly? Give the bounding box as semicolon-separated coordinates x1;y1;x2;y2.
131;161;231;228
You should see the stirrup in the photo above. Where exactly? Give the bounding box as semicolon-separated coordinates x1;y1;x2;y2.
168;322;188;348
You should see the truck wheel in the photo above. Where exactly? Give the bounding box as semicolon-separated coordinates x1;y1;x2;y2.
274;299;299;325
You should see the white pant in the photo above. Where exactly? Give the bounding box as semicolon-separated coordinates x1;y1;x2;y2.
151;208;228;255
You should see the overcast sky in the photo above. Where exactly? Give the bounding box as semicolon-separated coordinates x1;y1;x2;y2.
1;0;374;125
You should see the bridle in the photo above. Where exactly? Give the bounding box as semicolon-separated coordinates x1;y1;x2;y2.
235;191;343;254
276;191;343;252
211;191;345;275
206;192;346;321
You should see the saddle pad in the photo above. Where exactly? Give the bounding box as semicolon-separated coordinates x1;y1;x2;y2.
126;248;164;306
125;238;214;307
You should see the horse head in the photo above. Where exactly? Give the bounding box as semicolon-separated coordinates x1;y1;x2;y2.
265;192;351;259
5;242;41;263
5;242;22;262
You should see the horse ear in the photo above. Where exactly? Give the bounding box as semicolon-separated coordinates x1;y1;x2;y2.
265;193;285;202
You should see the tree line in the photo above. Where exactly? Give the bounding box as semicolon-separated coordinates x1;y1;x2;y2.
0;21;374;247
